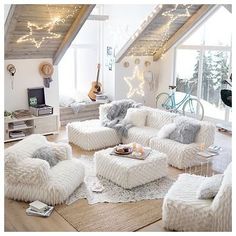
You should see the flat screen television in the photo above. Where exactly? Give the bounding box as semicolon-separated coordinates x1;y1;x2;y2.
27;87;45;107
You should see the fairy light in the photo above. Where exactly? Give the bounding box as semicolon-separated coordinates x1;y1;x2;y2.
155;4;192;56
17;21;61;48
128;4;192;57
17;5;80;48
129;4;163;57
124;66;145;98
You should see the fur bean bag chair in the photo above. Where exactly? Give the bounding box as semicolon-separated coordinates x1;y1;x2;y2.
5;134;84;205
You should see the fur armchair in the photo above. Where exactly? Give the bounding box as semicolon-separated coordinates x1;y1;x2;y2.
5;134;84;205
162;162;232;231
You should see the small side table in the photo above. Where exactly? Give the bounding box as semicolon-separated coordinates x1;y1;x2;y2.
185;150;220;176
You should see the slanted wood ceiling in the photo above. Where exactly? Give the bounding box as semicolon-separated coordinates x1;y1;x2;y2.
116;4;216;62
5;4;95;64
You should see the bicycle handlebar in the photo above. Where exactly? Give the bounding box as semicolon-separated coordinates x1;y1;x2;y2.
177;79;197;84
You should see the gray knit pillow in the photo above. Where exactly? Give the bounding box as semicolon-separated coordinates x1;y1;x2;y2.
32;146;60;167
169;121;200;144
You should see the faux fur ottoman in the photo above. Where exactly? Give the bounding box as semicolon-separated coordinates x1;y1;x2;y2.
94;147;167;189
67;119;121;151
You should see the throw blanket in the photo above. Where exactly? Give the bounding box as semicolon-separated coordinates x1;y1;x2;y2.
70;102;86;113
101;99;141;138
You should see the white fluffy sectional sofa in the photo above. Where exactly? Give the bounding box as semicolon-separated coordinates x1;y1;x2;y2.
68;103;215;169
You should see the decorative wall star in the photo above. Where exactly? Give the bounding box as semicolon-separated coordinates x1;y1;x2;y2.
17;21;61;48
124;66;145;98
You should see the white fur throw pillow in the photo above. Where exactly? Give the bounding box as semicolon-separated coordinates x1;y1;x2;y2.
196;174;224;199
157;123;177;139
123;108;147;127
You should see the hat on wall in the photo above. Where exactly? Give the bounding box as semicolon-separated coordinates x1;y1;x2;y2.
39;62;54;78
39;62;54;88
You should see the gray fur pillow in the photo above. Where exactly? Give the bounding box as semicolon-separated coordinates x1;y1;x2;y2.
169;121;200;144
32;146;60;167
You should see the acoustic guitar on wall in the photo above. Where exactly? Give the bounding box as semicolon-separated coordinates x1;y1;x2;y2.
88;63;102;101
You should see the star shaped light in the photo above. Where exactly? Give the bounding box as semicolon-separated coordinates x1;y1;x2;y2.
17;21;61;48
124;66;145;98
162;4;191;20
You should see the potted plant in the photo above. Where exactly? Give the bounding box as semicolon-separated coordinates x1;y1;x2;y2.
4;110;12;118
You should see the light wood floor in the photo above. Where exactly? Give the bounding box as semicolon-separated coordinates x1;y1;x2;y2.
4;127;231;232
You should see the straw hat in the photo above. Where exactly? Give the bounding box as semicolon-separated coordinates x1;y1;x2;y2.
39;62;54;78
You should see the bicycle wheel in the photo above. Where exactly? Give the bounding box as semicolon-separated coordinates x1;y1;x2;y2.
183;98;204;120
156;92;173;110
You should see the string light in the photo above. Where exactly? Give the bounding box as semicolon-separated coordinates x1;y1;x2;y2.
17;5;81;48
17;21;61;48
127;4;192;57
155;4;192;57
124;66;145;98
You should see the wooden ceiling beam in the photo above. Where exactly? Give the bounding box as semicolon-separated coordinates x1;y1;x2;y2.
153;4;216;61
87;15;109;21
223;4;232;13
53;4;95;65
115;5;163;63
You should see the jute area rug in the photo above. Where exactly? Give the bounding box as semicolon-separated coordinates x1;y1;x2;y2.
55;199;163;232
55;155;171;231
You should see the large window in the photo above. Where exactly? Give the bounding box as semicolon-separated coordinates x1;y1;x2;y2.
175;6;232;121
58;7;101;98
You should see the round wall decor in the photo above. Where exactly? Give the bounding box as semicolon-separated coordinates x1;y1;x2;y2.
144;61;151;67
123;61;129;68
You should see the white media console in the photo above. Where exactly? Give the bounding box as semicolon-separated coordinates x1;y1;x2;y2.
4;114;58;142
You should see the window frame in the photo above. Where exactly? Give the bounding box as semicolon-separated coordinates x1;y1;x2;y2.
173;5;232;122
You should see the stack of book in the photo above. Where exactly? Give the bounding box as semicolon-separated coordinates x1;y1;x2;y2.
197;145;222;158
26;200;54;217
13;109;32;118
12;121;27;129
9;130;26;138
95;93;109;103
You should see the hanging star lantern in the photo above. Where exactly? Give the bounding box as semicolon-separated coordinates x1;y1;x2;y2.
17;21;61;48
124;66;145;98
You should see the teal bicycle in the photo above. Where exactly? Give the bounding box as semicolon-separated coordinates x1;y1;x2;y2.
156;80;204;120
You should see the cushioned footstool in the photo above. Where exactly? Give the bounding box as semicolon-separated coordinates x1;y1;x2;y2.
94;147;167;189
67;119;121;151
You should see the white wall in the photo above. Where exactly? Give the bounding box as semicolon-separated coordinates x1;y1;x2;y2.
115;56;159;107
58;4;156;101
102;4;155;100
58;17;101;98
4;4;11;22
4;58;59;114
155;48;175;95
113;48;176;108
